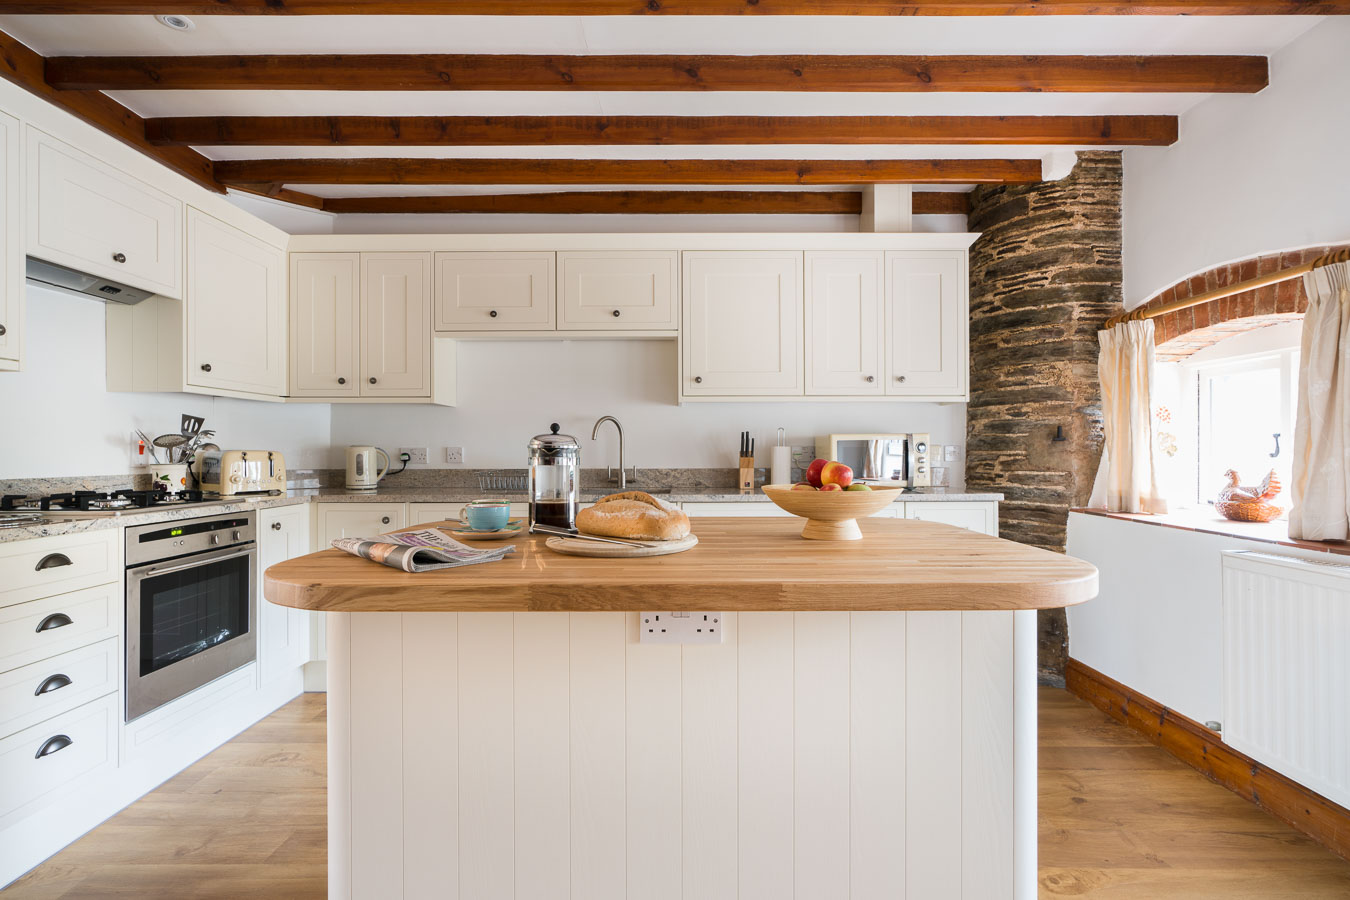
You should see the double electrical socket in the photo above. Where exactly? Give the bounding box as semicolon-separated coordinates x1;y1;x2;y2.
398;447;428;466
639;612;724;645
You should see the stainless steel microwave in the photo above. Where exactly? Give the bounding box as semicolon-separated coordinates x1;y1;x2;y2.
815;433;931;487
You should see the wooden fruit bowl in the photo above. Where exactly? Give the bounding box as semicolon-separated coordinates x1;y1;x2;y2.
761;483;905;541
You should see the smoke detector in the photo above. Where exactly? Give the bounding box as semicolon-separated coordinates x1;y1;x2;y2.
155;14;196;31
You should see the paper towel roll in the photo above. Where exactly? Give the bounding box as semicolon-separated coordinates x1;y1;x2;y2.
770;445;792;486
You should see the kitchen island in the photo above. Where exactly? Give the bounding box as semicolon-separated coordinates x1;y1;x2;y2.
265;517;1096;900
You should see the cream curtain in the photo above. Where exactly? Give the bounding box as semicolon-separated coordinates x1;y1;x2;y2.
1289;261;1350;541
1090;319;1168;514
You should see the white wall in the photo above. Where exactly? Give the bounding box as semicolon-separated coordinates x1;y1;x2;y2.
0;285;332;479
1122;17;1350;310
329;339;967;485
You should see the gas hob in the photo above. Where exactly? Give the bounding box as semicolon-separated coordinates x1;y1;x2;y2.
0;489;274;519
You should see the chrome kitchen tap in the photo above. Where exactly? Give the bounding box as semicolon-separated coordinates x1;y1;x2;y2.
591;415;627;490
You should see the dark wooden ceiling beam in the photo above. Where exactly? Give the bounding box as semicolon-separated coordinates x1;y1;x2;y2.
317;190;970;215
4;1;1346;14
146;114;1179;147
46;54;1269;94
214;157;1041;186
0;29;219;192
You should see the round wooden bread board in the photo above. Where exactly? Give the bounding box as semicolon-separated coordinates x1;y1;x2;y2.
544;533;698;558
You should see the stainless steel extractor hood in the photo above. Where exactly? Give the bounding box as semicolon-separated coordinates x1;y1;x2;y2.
26;256;155;305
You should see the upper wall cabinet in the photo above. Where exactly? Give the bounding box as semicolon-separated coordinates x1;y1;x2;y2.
291;252;359;399
27;129;182;299
290;252;452;404
186;209;286;396
682;251;803;397
558;251;678;331
805;251;885;396
885;252;967;398
361;253;432;397
434;251;554;331
0;111;20;370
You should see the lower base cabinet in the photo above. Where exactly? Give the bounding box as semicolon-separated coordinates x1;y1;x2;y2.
259;504;313;683
904;501;999;536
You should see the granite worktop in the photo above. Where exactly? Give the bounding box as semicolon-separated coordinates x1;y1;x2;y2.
0;486;1001;543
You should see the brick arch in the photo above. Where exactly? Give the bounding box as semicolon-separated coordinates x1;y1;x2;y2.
1139;244;1350;362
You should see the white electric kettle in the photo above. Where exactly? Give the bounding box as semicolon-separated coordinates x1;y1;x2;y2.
345;446;390;492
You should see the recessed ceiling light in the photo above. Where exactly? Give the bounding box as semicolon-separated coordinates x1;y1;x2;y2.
155;14;196;32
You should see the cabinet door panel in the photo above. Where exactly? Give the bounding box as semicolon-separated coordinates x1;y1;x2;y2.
317;504;407;544
362;253;431;396
259;504;312;681
806;251;884;396
0;111;19;367
186;209;286;396
903;502;997;537
434;251;555;331
27;129;182;298
558;251;677;330
886;253;966;397
682;251;802;397
291;253;359;398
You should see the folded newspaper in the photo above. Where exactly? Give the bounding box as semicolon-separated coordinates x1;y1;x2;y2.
331;528;516;573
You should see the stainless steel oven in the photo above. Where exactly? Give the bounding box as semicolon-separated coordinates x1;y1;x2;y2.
125;511;257;721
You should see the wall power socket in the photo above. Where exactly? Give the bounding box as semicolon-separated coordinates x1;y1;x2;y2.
639;612;724;645
398;447;428;466
445;447;464;465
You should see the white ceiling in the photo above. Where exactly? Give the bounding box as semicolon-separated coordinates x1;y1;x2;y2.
0;13;1324;206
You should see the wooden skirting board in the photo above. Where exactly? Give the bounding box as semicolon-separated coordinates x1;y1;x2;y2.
1065;658;1350;862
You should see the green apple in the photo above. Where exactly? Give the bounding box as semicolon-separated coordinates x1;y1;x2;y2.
846;483;873;491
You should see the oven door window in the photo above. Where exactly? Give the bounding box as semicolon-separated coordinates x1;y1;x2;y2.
137;552;250;677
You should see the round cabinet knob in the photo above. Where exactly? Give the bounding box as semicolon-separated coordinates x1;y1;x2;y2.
865;375;875;383
200;363;212;373
489;310;498;318
271;521;282;531
612;309;621;318
381;516;390;525
693;376;703;384
0;324;6;336
369;377;377;385
896;375;907;383
112;252;126;264
337;377;346;385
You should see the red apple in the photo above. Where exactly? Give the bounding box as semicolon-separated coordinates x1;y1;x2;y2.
818;483;843;492
820;461;854;488
790;482;817;491
805;458;829;487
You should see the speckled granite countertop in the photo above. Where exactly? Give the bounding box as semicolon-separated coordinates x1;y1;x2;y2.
1;487;1002;543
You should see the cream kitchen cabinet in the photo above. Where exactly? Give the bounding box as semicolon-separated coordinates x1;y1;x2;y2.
0;111;20;371
186;208;287;397
434;251;555;331
558;250;678;331
362;253;432;397
805;251;885;396
885;252;967;398
903;501;998;537
26;128;182;299
317;503;407;542
258;504;312;684
290;253;359;398
681;251;803;398
408;502;528;528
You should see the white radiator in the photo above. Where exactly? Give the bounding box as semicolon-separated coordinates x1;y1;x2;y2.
1222;551;1350;808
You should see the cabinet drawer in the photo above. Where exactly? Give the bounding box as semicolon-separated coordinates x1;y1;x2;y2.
434;251;555;331
27;129;182;298
0;530;120;609
558;251;678;330
0;584;120;674
408;502;529;527
0;637;119;740
903;502;997;537
0;693;118;827
682;502;793;518
317;503;407;545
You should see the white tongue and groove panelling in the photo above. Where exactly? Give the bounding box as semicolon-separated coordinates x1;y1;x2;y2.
329;609;1024;900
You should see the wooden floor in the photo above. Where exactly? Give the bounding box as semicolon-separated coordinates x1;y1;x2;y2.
6;688;1350;898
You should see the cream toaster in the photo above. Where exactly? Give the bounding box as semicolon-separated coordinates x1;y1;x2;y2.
198;449;287;495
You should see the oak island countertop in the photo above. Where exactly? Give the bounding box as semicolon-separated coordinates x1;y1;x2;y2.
263;516;1097;613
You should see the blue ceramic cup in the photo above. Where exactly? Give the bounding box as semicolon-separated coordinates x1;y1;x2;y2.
460;499;511;531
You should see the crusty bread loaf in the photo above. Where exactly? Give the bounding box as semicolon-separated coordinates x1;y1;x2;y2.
576;491;692;542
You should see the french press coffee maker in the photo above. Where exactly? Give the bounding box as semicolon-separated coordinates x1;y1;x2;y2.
528;423;580;531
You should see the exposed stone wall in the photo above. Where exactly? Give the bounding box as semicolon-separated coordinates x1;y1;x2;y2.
965;151;1123;684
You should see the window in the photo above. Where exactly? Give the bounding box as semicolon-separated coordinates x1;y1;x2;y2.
1156;323;1301;512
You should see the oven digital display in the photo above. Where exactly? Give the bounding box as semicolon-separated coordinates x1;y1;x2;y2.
139;517;248;542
